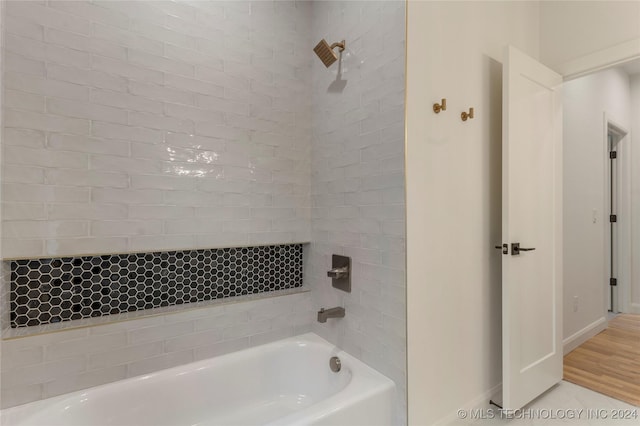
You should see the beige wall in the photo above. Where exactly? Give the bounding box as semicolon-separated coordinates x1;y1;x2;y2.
406;1;540;424
407;0;640;423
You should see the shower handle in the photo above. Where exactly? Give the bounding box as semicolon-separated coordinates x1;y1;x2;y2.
327;266;349;279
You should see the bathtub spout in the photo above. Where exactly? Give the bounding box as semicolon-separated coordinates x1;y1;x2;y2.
317;307;345;323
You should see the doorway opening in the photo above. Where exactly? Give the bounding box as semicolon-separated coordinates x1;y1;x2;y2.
562;61;637;408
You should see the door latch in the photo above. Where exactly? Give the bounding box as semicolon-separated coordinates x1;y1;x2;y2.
494;244;508;255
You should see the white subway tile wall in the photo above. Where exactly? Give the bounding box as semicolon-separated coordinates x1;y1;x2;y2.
0;1;407;423
1;0;312;258
308;2;406;424
0;292;313;408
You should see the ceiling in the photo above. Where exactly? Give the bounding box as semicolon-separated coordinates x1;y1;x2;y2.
619;58;640;76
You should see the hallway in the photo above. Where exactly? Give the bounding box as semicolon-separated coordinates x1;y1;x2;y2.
564;314;640;406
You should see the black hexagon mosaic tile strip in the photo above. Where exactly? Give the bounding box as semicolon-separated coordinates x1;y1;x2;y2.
10;244;303;328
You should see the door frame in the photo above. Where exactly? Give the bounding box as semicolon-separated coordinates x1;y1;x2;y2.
559;38;640;82
604;116;632;314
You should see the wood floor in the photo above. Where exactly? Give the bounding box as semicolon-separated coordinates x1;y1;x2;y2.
564;314;640;406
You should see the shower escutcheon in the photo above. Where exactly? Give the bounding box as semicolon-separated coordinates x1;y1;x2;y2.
313;39;346;67
327;254;351;292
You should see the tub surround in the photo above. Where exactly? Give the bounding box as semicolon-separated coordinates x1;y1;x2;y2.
0;0;407;421
0;0;317;409
309;1;407;423
0;291;313;409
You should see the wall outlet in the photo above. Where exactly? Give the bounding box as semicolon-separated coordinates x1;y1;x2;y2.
573;296;579;312
592;209;598;224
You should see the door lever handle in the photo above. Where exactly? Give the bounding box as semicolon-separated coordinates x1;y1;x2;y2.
511;243;535;256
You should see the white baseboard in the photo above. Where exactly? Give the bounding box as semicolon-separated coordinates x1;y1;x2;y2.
562;317;607;355
628;303;640;314
433;383;502;425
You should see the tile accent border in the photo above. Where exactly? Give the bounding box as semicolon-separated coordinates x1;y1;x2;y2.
10;244;303;328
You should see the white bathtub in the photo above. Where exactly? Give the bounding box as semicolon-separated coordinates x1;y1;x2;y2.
1;333;396;426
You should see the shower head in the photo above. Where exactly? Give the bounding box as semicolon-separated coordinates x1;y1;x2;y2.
313;39;346;68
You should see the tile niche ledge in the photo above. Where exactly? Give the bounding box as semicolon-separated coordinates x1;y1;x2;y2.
1;286;310;340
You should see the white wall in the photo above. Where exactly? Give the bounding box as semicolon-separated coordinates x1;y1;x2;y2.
308;1;406;424
562;68;631;348
540;1;640;72
630;74;640;309
1;0;312;259
406;1;540;424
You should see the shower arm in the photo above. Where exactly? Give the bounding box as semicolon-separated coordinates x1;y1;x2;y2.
331;40;346;52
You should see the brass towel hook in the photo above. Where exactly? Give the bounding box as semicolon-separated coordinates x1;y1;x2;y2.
461;107;474;121
433;98;447;114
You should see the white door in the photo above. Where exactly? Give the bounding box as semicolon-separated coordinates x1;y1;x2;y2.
502;45;563;410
